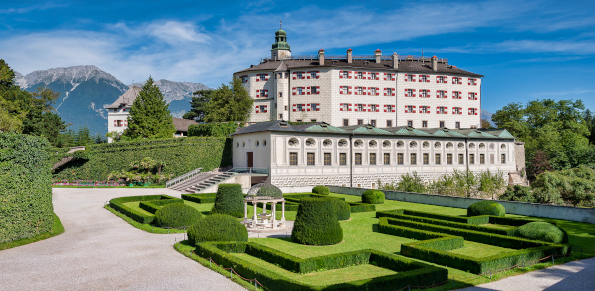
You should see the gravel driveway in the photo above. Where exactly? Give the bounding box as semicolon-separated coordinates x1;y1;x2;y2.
0;188;245;291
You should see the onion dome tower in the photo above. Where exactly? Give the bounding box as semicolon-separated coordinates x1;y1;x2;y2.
271;21;291;60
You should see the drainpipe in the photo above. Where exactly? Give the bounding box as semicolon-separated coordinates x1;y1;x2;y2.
465;137;470;197
287;71;290;121
350;134;354;188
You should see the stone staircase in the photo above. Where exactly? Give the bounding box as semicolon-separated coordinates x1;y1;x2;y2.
168;171;237;193
508;172;529;186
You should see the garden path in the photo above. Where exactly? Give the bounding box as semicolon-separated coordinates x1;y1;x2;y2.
0;188;246;291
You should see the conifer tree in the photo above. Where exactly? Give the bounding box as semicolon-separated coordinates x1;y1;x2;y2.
124;77;176;139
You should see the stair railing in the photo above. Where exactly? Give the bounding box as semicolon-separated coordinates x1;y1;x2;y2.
166;168;203;188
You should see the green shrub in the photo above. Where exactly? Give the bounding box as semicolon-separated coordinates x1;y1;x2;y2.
348;202;376;213
515;222;568;244
362;190;385;204
187;122;239;137
499;185;534;202
312;185;330;195
378;209;489;225
0;133;53;243
292;198;343;245
139;198;184;214
181;193;217;204
109;195;178;224
467;200;505;217
211;184;244;218
155;203;203;228
187;214;248;244
330;199;351;220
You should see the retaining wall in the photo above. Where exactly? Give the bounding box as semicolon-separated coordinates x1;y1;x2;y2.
327;186;595;224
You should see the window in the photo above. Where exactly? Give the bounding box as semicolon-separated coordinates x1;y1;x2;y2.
356;104;363;112
370;153;377;165
357;87;363;95
371;72;377;79
279;114;283;119
306;153;315;165
453;77;460;84
387;73;394;81
470;108;476;115
469;93;477;100
371;119;376;127
324;153;331;166
297;87;303;95
342;86;349;94
407;75;414;81
371;87;377;95
310;104;318;111
453;91;460;99
343;119;349;126
342;104;349;111
420;106;429;113
371;104;377;112
501;154;506;164
407;106;413;113
259;105;266;112
397;153;403;165
358;119;364;125
296;72;303;79
458;154;464;165
470;78;477;85
354;153;362;165
342;71;348;78
490;154;495;164
357;72;363;79
455;122;460;129
386;120;392;127
259;90;266;97
438;90;445;98
422;121;428;128
279;92;283;98
453;107;460;114
340;153;347;165
384;153;391;165
411;153;417;165
297;104;303;111
407;120;413;127
311;71;317;79
387;88;393;96
438;107;446;114
386;105;393;112
289;153;298;165
420;90;428;98
435;153;441;165
447;154;453;165
440;121;445;128
421;75;427;82
310;119;316;122
470;154;475;164
406;89;414;97
438;76;445;83
116;120;123;127
423;153;429;165
311;87;318;94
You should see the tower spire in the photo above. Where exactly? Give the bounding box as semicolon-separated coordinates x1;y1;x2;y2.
280;20;282;30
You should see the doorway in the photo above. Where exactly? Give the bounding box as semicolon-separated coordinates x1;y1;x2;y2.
247;152;254;168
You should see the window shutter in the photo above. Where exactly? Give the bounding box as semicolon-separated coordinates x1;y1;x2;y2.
445;106;448;114
124;119;128;126
405;106;409;113
413;89;416;97
376;88;379;96
384;88;387;96
339;71;343;78
413;105;417;113
475;108;478;115
405;74;408;81
392;88;395;96
292;72;296;80
468;108;471;115
392;73;395;80
340;103;343;111
348;104;352;111
362;87;367;95
307;87;311;95
256;75;260;82
459;107;462;115
452;107;455;114
264;105;268;113
316;71;320;79
292;104;296;112
307;72;311;79
383;73;387;81
317;86;320;94
367;87;371;95
436;76;439;83
391;106;395;112
302;72;306;79
255;106;260;113
265;90;268;97
468;78;471;85
340;86;343;94
256;89;260;97
436;107;440;114
418;75;422;82
292;87;296;95
348;71;352;79
426;106;431;114
317;103;320;111
348;86;352;94
265;74;269;81
412;75;416;82
376;105;380;112
384;104;387;112
375;73;379;80
307;104;311;111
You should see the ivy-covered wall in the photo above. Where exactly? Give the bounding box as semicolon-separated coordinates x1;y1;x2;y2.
53;137;233;182
0;133;53;243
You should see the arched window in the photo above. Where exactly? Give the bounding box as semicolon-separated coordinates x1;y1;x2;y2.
288;138;299;146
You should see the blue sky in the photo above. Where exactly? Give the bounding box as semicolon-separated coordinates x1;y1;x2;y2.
1;0;595;113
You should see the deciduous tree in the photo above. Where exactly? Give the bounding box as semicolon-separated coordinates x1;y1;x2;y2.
204;78;253;122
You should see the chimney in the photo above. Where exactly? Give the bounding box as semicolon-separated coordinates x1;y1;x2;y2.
318;49;325;66
375;49;382;63
431;55;438;72
392;52;399;69
347;48;353;64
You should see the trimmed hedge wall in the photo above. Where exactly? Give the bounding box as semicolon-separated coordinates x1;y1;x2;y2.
331;199;351;220
362;190;385;204
292;198;343;245
139;198;184;214
348;202;376;213
211;184;244;218
187;122;239;137
266;201;300;212
53;137;232;183
468;201;506;217
312;185;330;195
181;193;217;204
515;222;568;244
0;133;53;244
378;217;570;274
194;241;448;291
108;195;178;224
282;193;374;213
187;214;248;244
155;203;203;228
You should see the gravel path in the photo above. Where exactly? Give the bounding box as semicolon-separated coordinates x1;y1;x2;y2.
0;188;245;291
460;257;595;291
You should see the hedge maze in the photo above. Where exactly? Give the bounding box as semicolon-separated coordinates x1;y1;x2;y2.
376;210;571;274
109;195;182;224
194;241;448;291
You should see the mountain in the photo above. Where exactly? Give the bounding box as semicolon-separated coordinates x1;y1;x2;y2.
481;109;496;127
16;65;210;135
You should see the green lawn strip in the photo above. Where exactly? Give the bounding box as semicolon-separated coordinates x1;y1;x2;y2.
0;213;65;251
233;253;398;286
122;201;154;216
449;241;515;258
104;205;186;234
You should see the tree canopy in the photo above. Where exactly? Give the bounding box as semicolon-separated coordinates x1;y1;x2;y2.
124;76;176;139
183;89;213;122
202;78;253;122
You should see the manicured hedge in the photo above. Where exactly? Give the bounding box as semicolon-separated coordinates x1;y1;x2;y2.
292;198;343;245
379;209;490;225
139;198;184;214
211;184;244;218
515;222;568;244
53;137;232;183
489;216;548;226
468;200;505;217
265;201;300;212
109;195;177;224
155;203;203;228
187;214;248;245
312;185;330;195
187;122;239;137
181;193;217;204
376;211;515;236
0;133;53;243
348;202;376;213
194;241;448;291
362;190;385;204
331;199;351;220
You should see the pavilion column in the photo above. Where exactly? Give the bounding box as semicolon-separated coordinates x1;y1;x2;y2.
244;201;248;222
272;202;277;229
281;200;286;222
252;201;257;228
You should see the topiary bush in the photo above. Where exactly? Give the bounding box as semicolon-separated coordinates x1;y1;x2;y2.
312;185;330;195
331;199;351;220
362;190;385;204
211;183;244;218
515;222;568;244
187;214;248;245
1;133;54;244
155;203;203;228
291;198;343;245
467;200;505;217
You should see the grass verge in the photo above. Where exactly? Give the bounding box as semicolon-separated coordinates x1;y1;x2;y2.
0;213;65;251
104;205;186;234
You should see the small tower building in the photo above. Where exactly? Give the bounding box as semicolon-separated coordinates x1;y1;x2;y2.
270;23;291;61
